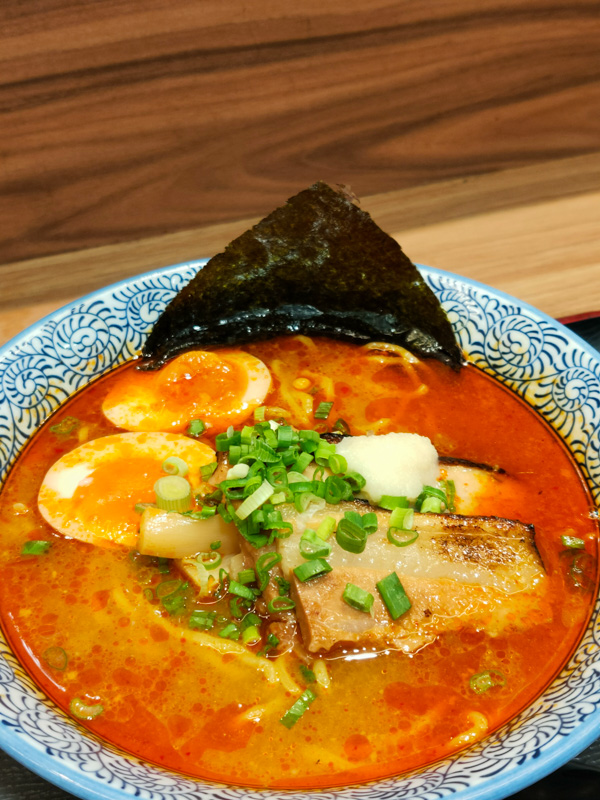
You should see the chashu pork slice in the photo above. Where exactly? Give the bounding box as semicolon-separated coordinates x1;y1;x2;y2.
277;502;548;654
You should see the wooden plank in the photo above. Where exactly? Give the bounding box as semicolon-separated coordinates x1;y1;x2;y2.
1;1;599;262
1;155;599;346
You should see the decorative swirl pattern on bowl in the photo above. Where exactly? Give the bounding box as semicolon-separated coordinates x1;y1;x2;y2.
0;262;599;800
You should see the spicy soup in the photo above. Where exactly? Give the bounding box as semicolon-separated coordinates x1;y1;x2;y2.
0;336;597;788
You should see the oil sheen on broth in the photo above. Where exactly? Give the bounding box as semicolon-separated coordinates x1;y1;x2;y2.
0;336;597;788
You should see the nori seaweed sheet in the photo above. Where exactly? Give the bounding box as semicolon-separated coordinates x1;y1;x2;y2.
141;182;462;369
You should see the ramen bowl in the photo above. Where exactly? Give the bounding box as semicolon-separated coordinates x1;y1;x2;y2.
1;261;599;800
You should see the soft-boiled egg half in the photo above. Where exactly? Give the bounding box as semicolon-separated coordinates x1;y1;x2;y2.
101;350;271;433
38;432;215;548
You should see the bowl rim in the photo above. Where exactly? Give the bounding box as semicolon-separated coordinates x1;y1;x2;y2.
0;260;599;800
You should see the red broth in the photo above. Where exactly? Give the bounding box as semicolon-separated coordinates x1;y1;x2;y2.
0;336;597;788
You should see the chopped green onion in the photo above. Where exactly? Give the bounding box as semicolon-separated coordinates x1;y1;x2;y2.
134;502;155;514
280;688;316;728
420;496;443;513
156;579;183;599
69;698;104;721
300;529;332;559
328;454;347;475
43;646;68;671
229;580;257;601
389;506;414;531
154;476;192;513
237;568;256;585
161;456;189;477
332;418;350;435
314;441;336;465
187;419;206;437
256;551;282;591
300;664;316;683
316;516;336;541
227;463;250;480
415;485;448;511
387;528;419;547
242;625;261;645
200;461;218;480
344;470;366;492
361;512;378;534
21;540;51;556
376;572;411;620
294;558;332;582
561;535;585;549
291;451;314;473
210;540;221;550
236;479;274;520
267;596;296;613
336;518;368;554
469;670;507;694
197;551;222;569
342;583;374;613
189;610;217;630
49;416;80;437
258;632;280;657
219;622;241;640
230;596;251;618
254;406;266;422
324;475;348;504
379;495;409;510
440;479;456;512
270;491;287;505
314;402;334;420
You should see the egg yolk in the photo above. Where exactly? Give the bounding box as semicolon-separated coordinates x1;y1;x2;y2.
70;456;163;547
102;350;272;433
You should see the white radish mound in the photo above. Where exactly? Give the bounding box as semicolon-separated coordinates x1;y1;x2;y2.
335;432;439;504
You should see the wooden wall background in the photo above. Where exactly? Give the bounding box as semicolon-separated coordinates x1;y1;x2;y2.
1;0;599;278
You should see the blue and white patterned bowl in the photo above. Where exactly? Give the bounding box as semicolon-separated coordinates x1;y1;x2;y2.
1;261;599;800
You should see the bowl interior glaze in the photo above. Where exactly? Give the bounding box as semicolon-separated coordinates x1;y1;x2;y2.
1;261;599;800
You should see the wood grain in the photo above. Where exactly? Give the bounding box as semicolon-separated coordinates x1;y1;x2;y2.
1;0;599;263
1;153;599;347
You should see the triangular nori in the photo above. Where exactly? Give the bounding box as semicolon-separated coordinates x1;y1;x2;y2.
141;182;462;369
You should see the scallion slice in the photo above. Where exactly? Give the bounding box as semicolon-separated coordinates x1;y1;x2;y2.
267;596;296;613
387;528;419;547
336;518;368;554
328;453;347;475
469;670;507;694
189;610;217;630
416;485;448;511
294;559;332;582
197;551;222;569
21;540;51;556
376;572;411;619
332;417;350;435
237;568;256;585
154;476;192;513
389;506;414;531
316;516;336;541
242;625;261;645
219;622;241;640
420;496;443;513
43;646;68;671
314;401;334;420
229;580;257;601
561;535;585;549
161;456;189;477
342;583;374;613
300;529;332;559
69;698;104;721
280;688;317;728
187;419;206;437
200;461;218;480
236;479;275;520
379;495;409;510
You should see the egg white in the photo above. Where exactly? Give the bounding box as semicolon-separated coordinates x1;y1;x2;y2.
38;432;215;549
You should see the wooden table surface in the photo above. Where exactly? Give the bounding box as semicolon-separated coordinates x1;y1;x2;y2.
1;151;599;346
